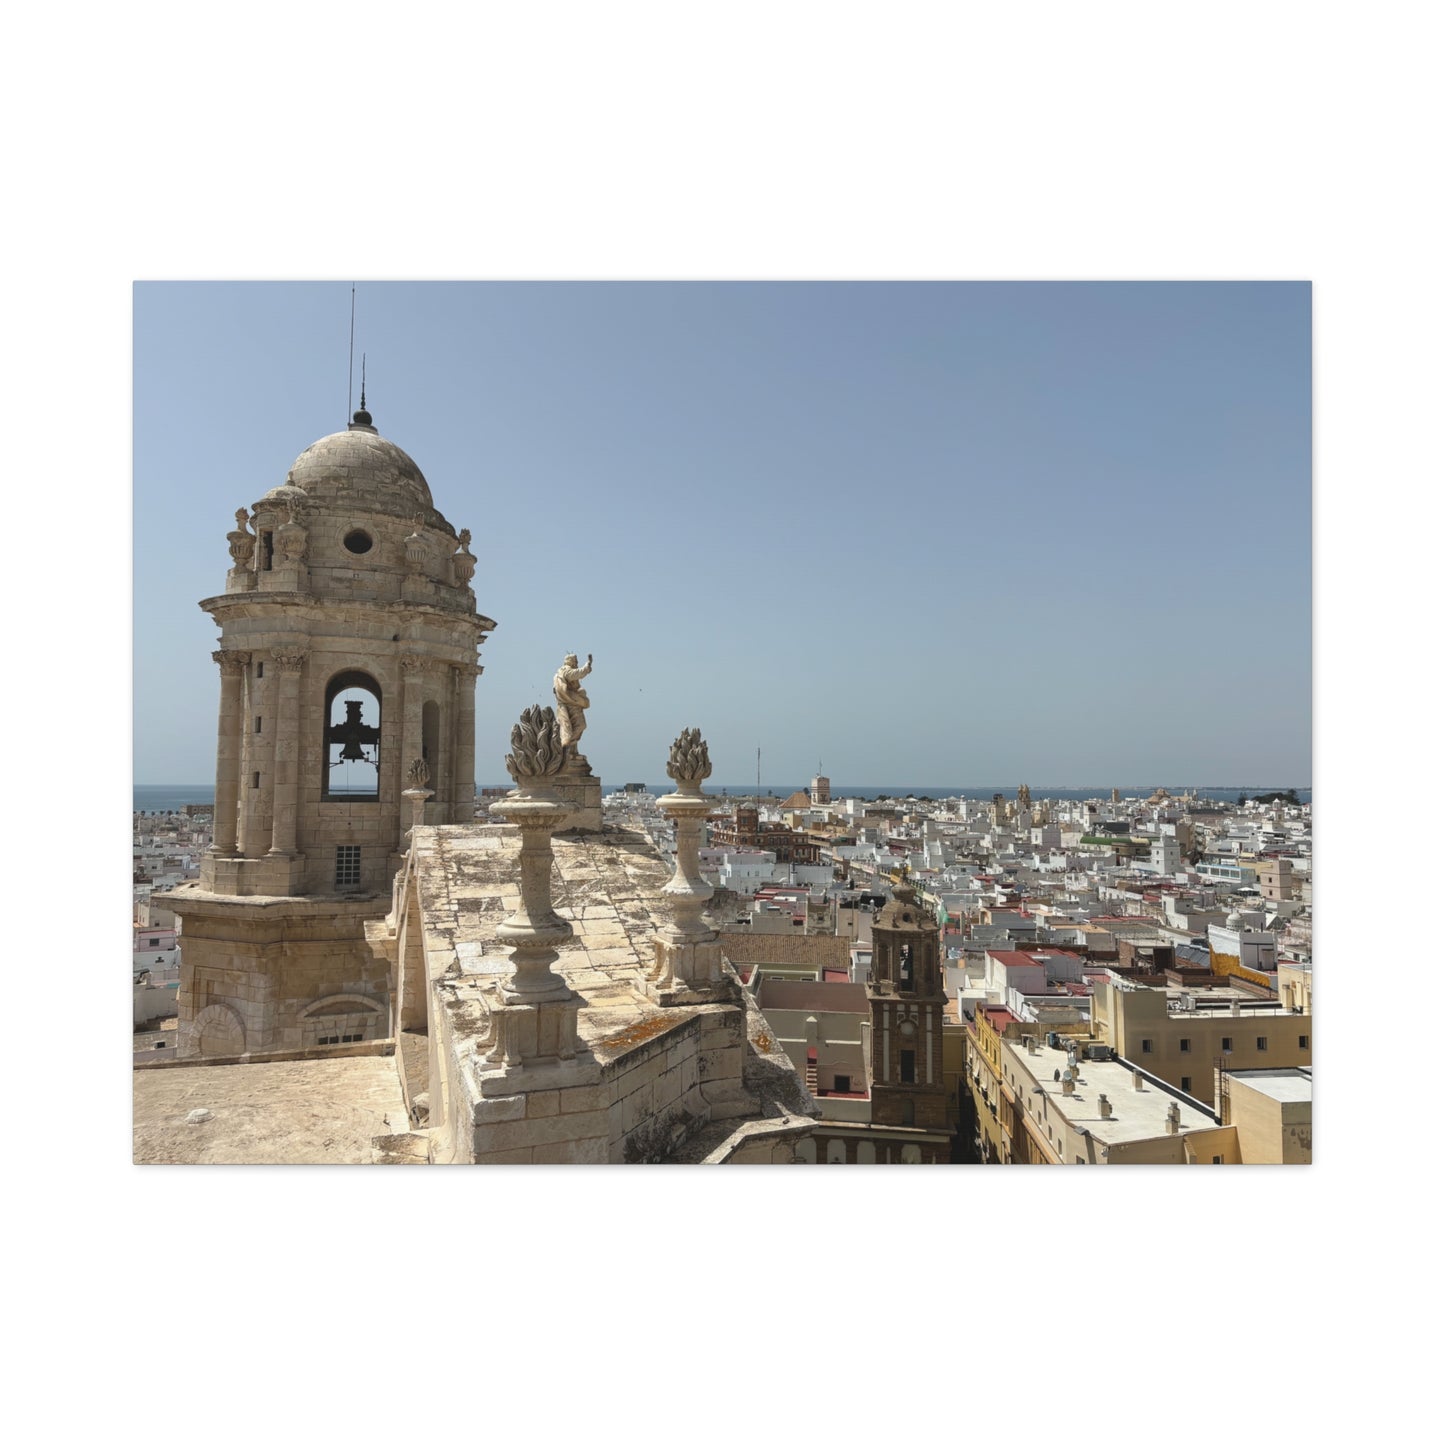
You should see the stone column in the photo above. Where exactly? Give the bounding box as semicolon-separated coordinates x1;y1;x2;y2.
452;661;480;822
211;650;248;855
651;728;727;1004
239;658;274;857
267;647;307;856
485;706;579;1066
398;656;427;851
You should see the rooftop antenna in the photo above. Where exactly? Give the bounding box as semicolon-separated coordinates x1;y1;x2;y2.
360;353;367;412
347;285;356;422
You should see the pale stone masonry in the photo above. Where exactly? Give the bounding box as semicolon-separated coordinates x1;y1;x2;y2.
138;400;819;1163
369;822;818;1163
133;1053;408;1164
167;403;495;1058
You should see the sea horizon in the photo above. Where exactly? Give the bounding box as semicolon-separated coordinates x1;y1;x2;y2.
134;782;1312;812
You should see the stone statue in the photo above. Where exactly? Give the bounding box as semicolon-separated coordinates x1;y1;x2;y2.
407;757;430;788
552;652;593;751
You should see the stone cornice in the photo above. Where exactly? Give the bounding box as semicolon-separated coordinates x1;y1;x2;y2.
200;594;491;638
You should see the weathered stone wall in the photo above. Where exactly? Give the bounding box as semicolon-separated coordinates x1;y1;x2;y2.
717;932;850;973
175;898;391;1057
448;1015;715;1164
606;1016;706;1162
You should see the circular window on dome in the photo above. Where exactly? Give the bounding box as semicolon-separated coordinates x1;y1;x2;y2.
343;529;373;555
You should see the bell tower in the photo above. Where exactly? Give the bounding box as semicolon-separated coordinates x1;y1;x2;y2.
168;400;496;1058
866;875;949;1153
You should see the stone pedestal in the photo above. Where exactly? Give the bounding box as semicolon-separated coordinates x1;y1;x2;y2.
649;936;729;1007
646;731;730;1005
486;713;581;1066
402;785;433;851
479;991;583;1068
553;752;602;832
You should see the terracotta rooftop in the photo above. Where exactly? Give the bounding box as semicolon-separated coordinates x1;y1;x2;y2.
985;948;1079;967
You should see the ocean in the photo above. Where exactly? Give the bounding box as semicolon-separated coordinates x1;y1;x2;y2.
134;782;1311;812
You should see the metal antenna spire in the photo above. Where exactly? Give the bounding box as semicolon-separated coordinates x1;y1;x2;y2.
360;353;367;411
347;285;356;422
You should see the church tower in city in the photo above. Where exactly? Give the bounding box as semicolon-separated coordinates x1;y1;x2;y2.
865;875;950;1161
810;766;831;807
168;398;494;1057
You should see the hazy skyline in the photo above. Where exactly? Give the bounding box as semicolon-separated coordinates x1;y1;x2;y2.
134;281;1311;787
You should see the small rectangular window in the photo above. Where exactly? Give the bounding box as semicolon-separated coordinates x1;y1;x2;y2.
1256;1037;1268;1051
1212;1155;1223;1164
1221;1036;1233;1052
252;771;260;789
900;1049;916;1085
1181;1076;1192;1093
255;716;263;733
335;845;362;888
261;531;274;570
1141;1039;1153;1054
256;661;264;678
1299;1035;1309;1049
1179;1038;1192;1053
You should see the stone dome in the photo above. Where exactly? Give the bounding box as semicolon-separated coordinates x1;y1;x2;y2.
282;419;436;519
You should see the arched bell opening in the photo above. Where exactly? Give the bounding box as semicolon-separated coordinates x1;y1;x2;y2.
322;670;382;800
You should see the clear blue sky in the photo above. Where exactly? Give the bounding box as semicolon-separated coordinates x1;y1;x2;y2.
134;281;1310;788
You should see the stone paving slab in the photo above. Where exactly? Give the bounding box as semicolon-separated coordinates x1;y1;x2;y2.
133;1054;407;1164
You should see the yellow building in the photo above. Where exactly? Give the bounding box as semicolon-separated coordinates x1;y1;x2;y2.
962;987;1312;1164
1277;961;1312;1015
973;1020;1237;1163
1092;977;1311;1106
1220;1068;1312;1163
963;1005;1022;1163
